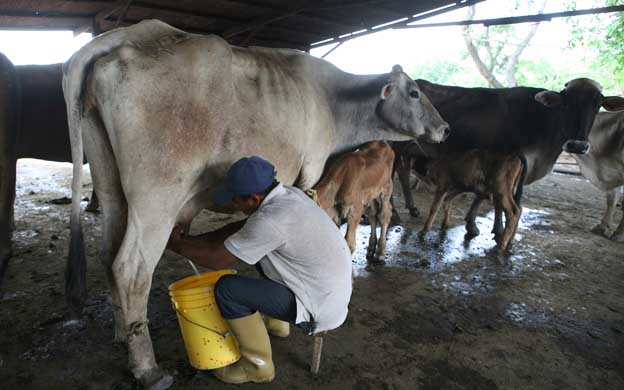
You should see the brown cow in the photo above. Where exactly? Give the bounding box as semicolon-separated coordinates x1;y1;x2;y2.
313;141;395;258
421;150;527;251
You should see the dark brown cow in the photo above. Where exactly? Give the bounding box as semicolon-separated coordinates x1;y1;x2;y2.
313;140;395;258
421;150;527;251
0;52;97;278
393;78;624;238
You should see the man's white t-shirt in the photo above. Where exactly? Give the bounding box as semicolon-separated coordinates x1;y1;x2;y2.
224;183;352;334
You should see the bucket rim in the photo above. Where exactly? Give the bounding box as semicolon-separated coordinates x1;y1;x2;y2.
169;269;237;292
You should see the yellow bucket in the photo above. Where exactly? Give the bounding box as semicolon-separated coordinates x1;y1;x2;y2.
169;269;241;369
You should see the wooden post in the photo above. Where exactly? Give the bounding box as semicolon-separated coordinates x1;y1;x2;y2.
310;335;324;374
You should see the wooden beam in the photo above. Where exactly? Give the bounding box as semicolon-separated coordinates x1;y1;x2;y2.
400;5;624;29
0;14;92;30
113;0;134;29
309;0;485;49
222;0;388;39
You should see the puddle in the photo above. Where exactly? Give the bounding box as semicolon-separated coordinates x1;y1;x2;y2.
503;301;550;327
348;207;555;277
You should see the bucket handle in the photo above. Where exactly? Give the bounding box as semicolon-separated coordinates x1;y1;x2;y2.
174;307;231;339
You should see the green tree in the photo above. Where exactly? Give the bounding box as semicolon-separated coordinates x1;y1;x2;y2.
409;59;487;87
566;0;624;93
462;0;548;87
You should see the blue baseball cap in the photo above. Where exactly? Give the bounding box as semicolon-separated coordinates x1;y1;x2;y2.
211;156;277;205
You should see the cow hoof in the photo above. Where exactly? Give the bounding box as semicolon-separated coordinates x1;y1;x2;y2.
591;224;610;237
0;245;12;280
85;203;99;213
465;224;480;239
139;367;174;390
409;208;420;218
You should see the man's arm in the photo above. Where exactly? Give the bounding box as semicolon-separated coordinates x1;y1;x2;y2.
167;221;245;269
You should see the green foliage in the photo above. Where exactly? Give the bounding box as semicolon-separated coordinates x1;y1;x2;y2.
409;59;488;87
566;0;624;92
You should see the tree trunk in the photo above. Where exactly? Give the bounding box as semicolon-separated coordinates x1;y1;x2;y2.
462;6;503;88
505;0;548;87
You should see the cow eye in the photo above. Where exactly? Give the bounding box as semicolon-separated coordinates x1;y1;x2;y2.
410;90;420;99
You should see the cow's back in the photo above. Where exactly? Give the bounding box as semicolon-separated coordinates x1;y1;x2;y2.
88;30;333;189
16;63;72;162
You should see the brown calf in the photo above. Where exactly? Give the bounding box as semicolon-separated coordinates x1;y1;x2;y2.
314;141;395;258
422;150;527;251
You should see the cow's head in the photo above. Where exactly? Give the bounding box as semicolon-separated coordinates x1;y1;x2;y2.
377;65;450;143
535;78;624;154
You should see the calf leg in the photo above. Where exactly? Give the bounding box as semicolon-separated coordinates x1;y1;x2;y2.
366;201;378;258
440;192;460;229
464;195;486;239
422;189;447;233
395;154;419;217
492;208;504;241
345;204;364;253
375;193;393;258
592;188;618;237
493;191;521;251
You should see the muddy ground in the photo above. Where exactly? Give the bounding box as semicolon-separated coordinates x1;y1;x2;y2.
0;159;623;390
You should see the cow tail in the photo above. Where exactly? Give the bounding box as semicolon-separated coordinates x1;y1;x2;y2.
514;154;528;206
62;54;89;318
62;33;121;317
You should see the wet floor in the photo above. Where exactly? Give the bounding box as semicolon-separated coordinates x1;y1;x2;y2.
1;160;623;390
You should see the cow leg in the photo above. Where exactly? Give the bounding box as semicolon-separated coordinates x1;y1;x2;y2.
375;193;393;258
395;154;419;217
592;188;618;237
82;111;129;343
0;57;18;280
440;192;460;230
111;212;174;389
366;201;378;258
464;195;485;239
345;204;364;253
610;188;624;242
0;155;15;280
422;189;447;233
85;189;100;213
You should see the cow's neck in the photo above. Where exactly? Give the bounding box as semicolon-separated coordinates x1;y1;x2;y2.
525;113;574;183
327;72;412;154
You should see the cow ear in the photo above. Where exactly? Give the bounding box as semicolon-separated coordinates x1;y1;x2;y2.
602;95;624;112
535;90;563;108
380;83;394;100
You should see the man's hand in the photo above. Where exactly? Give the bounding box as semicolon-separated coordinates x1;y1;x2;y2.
167;225;186;252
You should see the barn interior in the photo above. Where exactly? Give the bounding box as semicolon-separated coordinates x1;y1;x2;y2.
0;1;623;390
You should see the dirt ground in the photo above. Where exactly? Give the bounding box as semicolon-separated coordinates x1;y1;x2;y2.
0;158;623;390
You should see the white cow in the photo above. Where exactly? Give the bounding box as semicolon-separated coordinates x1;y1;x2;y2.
62;20;449;389
572;110;624;241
